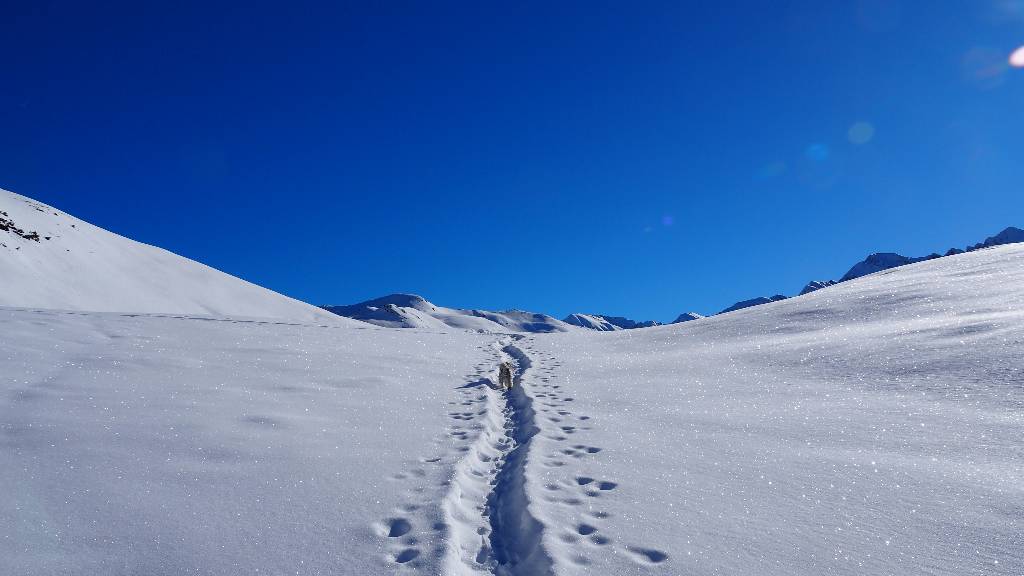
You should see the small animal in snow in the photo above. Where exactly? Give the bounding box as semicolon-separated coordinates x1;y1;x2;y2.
498;361;514;390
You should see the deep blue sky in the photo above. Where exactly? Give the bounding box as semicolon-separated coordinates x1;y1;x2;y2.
3;1;1022;321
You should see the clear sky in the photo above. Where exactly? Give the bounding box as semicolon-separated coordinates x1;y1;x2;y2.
3;1;1022;322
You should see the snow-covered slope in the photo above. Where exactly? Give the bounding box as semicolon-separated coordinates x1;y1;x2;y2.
324;293;578;333
671;311;705;323
716;227;1023;317
2;227;1023;575
0;310;496;575
0;189;346;323
836;227;1024;283
523;243;1024;575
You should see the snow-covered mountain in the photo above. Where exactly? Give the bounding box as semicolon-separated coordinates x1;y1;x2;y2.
0;188;349;324
965;225;1024;251
798;279;837;295
562;313;620;331
671;311;705;323
323;293;578;333
713;226;1024;317
839;252;936;282
838;226;1023;282
331;228;1024;328
326;296;664;334
719;293;788;314
563;313;660;331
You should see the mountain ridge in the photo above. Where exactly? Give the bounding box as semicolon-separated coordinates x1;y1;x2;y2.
0;188;352;324
715;226;1024;317
324;226;1024;330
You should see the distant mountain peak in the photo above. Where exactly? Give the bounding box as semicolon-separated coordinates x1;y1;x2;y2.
839;253;934;282
719;295;788;315
967;226;1024;252
672;312;705;323
563;313;661;331
356;293;435;311
799;280;837;295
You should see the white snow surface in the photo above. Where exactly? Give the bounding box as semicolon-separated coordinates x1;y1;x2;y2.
2;232;1023;573
0;312;500;575
524;244;1024;575
0;189;348;324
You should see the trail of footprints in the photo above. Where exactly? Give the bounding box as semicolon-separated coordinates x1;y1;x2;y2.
523;346;618;564
374;343;504;568
522;341;669;568
374;339;668;570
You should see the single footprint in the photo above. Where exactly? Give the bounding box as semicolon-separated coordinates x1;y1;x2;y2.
626;546;669;564
384;518;412;538
394;548;421;563
577;523;598;536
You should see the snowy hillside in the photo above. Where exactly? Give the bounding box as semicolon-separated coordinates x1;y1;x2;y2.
527;244;1024;575
0;189;346;323
708;226;1022;318
3;242;1022;575
324;293;578;333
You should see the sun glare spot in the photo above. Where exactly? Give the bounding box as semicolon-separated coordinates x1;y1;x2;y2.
1010;46;1024;68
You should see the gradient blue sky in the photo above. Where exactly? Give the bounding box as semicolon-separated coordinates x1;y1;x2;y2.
3;1;1022;321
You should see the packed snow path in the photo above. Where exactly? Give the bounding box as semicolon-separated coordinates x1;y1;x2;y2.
434;336;646;575
441;337;554;575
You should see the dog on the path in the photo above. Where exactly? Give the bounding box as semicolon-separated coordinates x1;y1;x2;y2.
498;361;514;391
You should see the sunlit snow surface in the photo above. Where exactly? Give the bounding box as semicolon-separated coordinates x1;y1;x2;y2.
2;244;1023;575
526;243;1024;575
0;314;496;574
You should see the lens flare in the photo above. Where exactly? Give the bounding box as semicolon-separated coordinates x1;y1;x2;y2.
805;144;829;162
1011;46;1024;68
848;122;875;145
